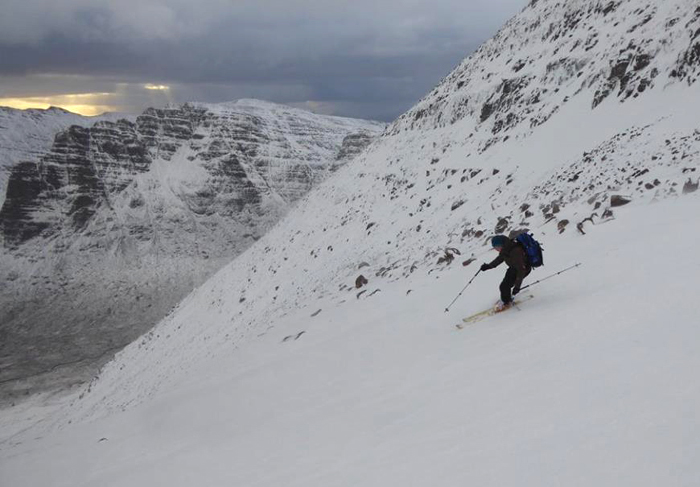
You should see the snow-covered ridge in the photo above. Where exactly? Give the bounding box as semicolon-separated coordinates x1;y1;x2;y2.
50;0;699;425
391;0;699;142
0;100;383;400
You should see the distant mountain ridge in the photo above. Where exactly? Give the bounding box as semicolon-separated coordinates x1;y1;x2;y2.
0;99;384;400
1;99;383;251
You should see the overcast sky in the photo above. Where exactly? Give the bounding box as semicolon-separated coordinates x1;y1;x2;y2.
0;0;526;121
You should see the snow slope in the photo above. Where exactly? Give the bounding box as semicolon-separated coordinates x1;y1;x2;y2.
1;0;699;484
1;188;698;487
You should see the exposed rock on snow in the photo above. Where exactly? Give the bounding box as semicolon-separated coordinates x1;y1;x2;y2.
610;195;632;207
355;275;368;288
683;177;699;193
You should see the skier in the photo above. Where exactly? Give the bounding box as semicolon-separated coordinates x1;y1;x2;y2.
480;235;531;312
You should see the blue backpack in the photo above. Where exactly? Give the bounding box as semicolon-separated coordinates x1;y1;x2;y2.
515;232;544;268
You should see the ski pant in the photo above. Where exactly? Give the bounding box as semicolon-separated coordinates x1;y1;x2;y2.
500;267;530;304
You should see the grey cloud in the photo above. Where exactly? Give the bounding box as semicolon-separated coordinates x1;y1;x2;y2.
0;0;527;121
0;0;231;43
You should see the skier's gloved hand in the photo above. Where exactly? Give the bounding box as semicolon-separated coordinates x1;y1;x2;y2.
512;285;521;296
480;263;490;272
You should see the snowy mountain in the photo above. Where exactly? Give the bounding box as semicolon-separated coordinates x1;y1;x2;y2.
0;106;127;207
0;99;383;399
1;0;699;485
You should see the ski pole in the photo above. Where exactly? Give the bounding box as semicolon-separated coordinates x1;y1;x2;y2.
520;263;582;292
445;269;481;313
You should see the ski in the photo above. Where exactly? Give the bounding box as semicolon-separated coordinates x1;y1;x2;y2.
456;294;534;329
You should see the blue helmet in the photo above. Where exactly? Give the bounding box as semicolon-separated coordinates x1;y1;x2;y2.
491;235;508;248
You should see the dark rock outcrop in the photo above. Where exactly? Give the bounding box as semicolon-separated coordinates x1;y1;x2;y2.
335;132;378;162
683;178;699;194
610;195;632;207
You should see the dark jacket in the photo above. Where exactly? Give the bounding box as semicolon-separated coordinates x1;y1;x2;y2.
485;239;531;289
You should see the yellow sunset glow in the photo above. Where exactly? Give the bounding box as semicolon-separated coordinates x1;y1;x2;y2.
1;84;172;116
0;93;118;116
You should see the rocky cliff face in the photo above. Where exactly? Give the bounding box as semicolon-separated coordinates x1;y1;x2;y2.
0;106;127;208
0;99;383;400
1;101;382;250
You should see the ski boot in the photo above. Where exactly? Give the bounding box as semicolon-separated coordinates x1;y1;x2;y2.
493;300;513;313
